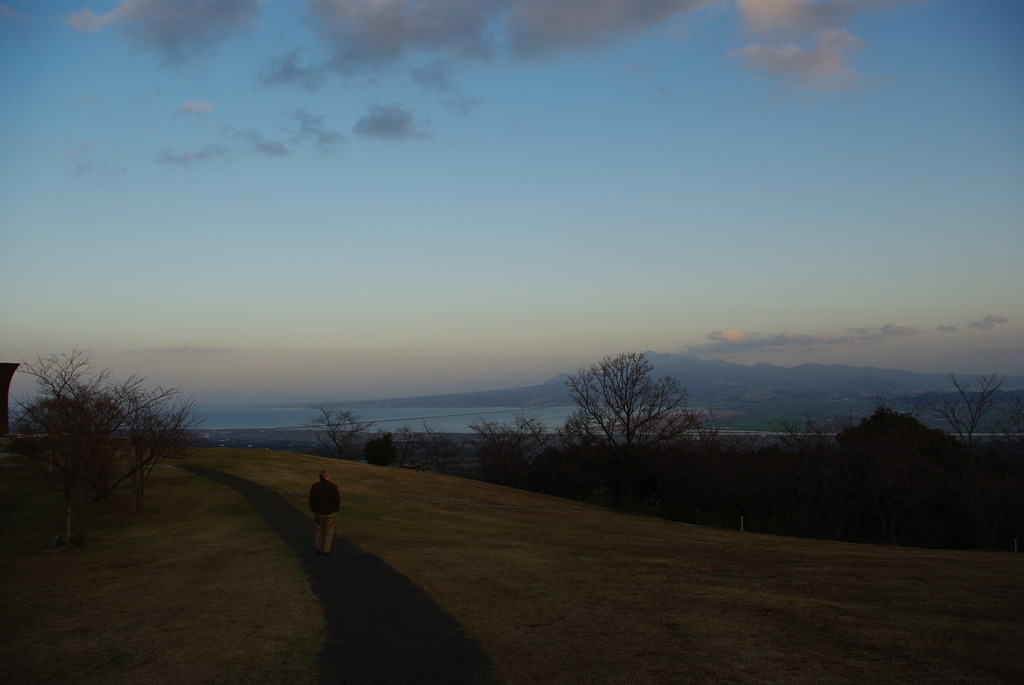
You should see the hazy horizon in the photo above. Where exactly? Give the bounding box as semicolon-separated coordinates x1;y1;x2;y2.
3;1;1022;406
7;349;1023;408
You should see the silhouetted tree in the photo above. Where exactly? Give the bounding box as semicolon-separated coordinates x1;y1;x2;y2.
393;425;417;468
772;416;854;540
564;352;698;511
932;374;1012;548
470;413;553;487
417;423;464;474
836;405;960;545
933;374;1005;454
995;393;1024;460
364;431;398;467
124;390;201;514
309;407;373;460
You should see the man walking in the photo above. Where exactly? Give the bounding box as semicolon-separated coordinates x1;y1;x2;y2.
309;469;340;556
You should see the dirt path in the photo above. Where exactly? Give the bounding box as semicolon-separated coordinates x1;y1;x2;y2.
178;464;496;685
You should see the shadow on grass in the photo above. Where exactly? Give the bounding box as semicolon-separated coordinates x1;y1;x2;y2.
178;464;496;685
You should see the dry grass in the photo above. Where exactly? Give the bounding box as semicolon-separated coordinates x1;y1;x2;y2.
0;460;321;684
4;447;1023;684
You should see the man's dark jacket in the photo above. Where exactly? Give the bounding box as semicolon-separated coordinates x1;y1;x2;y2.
309;479;340;515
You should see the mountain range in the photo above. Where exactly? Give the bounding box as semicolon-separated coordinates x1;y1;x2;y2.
338;353;1024;410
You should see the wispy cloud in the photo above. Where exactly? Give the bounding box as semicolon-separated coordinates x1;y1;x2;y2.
63;0;929;94
730;28;863;89
735;0;914;37
287;1;713;84
157;144;230;165
504;0;707;56
64;140;96;175
234;130;292;157
969;314;1009;330
161;109;345;165
353;103;431;140
880;323;920;336
692;328;876;354
260;48;329;91
66;0;260;65
692;313;1009;357
692;320;929;354
291;108;345;153
180;101;214;115
731;0;927;89
1;3;34;23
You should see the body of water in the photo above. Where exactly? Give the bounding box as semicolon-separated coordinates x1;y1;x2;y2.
199;403;575;433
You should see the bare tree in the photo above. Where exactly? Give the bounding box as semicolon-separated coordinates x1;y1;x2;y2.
309;407;374;460
932;373;1005;453
12;351;200;543
470;413;554;487
931;374;1009;548
393;424;417;468
771;415;855;540
564;351;699;510
417;423;464;475
994;393;1024;460
124;391;202;513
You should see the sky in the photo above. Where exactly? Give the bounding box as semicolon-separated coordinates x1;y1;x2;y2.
2;0;1022;404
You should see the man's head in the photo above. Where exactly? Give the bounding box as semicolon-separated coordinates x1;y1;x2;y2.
319;470;330;481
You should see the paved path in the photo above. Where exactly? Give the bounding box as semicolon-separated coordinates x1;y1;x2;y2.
177;465;496;685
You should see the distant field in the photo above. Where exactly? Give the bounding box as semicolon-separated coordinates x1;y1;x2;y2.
3;448;1022;684
713;399;878;430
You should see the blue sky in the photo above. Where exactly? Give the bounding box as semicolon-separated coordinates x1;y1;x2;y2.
2;0;1022;403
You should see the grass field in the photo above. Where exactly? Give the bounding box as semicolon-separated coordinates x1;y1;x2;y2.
3;447;1023;684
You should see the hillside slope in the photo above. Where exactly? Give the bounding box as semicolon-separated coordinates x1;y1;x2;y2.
206;448;1024;685
4;448;1022;684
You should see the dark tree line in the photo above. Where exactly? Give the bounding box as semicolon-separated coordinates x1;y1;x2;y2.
311;354;1023;550
470;357;1023;551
